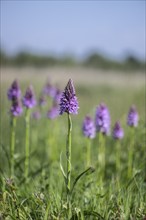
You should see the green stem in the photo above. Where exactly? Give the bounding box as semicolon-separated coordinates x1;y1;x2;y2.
98;133;105;180
115;140;121;190
24;108;31;180
10;116;16;177
127;128;134;179
86;138;91;167
47;122;51;161
49;120;58;161
116;140;121;174
66;113;72;216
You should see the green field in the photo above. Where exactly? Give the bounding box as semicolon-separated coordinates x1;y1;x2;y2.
0;67;146;219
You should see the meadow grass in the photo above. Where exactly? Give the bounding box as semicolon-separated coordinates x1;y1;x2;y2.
0;68;145;219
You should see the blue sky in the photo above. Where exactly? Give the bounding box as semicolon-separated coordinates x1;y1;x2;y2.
1;1;145;60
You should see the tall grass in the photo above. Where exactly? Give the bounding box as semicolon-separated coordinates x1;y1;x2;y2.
0;74;145;219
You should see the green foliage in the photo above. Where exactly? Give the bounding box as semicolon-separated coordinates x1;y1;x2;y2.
124;55;145;70
84;53;145;71
84;53;120;69
0;49;145;71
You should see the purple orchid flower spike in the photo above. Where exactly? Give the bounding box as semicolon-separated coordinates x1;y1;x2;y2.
60;79;79;115
32;111;41;120
112;121;124;140
47;105;59;119
53;88;62;104
82;116;96;139
39;95;46;107
127;105;139;127
95;103;110;135
43;82;56;98
10;99;23;117
22;86;36;108
7;80;21;101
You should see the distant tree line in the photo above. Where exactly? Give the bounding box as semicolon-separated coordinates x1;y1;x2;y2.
0;49;145;71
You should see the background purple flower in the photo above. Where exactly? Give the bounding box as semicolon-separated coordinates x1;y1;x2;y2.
43;82;56;98
112;121;124;140
32;111;41;120
7;80;21;100
53;88;62;104
47;105;59;119
127;105;139;127
22;86;36;108
82;116;96;139
60;79;79;115
10;100;23;117
95;103;110;135
39;95;46;106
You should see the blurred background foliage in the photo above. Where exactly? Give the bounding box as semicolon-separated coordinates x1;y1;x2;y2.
0;49;145;71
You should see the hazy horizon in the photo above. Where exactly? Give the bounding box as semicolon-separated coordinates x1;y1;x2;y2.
1;1;145;61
